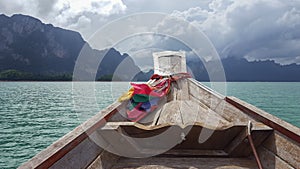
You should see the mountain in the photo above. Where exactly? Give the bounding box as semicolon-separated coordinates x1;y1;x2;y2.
0;14;299;81
187;57;300;82
221;57;300;81
0;14;141;81
137;57;300;82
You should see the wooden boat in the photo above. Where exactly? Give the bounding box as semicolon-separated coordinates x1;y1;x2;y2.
19;51;300;169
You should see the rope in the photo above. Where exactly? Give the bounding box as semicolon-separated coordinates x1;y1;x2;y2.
247;121;264;169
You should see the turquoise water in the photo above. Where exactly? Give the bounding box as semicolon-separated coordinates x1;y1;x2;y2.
0;82;130;169
226;82;300;126
0;82;299;169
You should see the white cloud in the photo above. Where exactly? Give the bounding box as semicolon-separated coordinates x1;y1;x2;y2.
68;15;92;32
51;0;127;38
1;0;300;64
0;0;38;16
169;0;300;64
122;0;211;13
0;0;127;39
54;0;126;20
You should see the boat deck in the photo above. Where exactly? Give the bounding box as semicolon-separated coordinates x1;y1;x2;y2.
100;78;273;156
108;79;256;127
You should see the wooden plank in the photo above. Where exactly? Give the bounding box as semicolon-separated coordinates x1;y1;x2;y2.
175;78;189;100
101;122;136;130
87;150;120;169
179;100;200;125
189;94;210;110
18;101;122;169
190;94;253;124
96;127;146;158
157;101;183;126
225;128;248;155
225;123;273;157
188;79;254;124
49;136;102;169
169;82;178;101
112;157;257;169
162;149;228;157
180;100;231;128
98;125;185;157
262;131;300;169
100;122;244;152
226;96;300;144
102;124;244;150
196;104;231;129
188;78;213;108
150;107;163;126
107;103;129;122
187;79;224;104
258;146;294;169
232;131;270;156
174;126;243;150
215;100;255;124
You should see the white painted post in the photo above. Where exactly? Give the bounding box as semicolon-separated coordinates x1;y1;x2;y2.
153;51;189;100
153;51;187;75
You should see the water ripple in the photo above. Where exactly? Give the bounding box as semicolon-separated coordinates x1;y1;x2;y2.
0;82;129;169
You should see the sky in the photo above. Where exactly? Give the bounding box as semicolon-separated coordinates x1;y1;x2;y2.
1;0;300;68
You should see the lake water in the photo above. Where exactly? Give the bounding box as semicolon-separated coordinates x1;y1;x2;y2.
0;82;299;169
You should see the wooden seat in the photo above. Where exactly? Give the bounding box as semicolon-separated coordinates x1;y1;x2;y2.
226;122;273;157
112;157;257;169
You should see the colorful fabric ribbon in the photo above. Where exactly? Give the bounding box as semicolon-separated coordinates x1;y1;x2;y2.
118;73;191;122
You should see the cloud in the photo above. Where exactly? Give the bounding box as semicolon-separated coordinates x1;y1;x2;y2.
170;0;300;64
122;0;211;13
0;0;39;16
50;0;127;39
114;34;193;70
68;15;92;32
0;0;127;39
37;0;59;17
53;0;126;21
1;0;300;65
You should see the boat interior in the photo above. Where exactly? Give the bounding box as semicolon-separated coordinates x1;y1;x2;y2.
87;78;275;169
